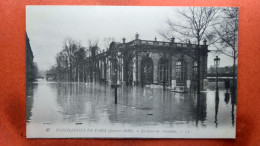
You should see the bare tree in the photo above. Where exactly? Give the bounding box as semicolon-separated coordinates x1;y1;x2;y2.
62;38;78;81
74;43;86;82
56;51;69;81
159;7;220;95
49;38;87;82
212;7;238;94
103;37;115;50
88;40;99;82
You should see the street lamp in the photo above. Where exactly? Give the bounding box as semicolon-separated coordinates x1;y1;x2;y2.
214;56;220;93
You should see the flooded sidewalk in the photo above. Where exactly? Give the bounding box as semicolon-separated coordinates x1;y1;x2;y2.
26;79;236;138
27;79;236;127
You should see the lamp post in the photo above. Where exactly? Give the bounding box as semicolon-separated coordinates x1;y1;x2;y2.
214;56;220;93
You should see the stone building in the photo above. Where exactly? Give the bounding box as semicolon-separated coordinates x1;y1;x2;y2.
26;33;35;82
91;33;208;92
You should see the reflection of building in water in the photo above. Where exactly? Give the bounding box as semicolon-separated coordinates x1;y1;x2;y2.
55;83;89;122
107;88;207;125
89;33;208;92
55;83;110;123
195;92;207;126
26;82;37;123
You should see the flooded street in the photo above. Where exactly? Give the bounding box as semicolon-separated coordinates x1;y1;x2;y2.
26;79;236;138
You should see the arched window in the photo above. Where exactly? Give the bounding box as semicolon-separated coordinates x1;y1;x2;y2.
158;58;169;82
176;57;185;84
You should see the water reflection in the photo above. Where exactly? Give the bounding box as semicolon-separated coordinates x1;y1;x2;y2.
55;83;89;122
107;87;206;126
225;92;230;104
215;91;219;128
231;92;237;127
26;79;236;129
26;82;38;123
195;92;207;127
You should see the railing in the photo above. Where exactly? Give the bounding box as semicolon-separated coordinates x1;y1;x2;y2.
140;40;170;46
138;40;198;48
94;40;205;56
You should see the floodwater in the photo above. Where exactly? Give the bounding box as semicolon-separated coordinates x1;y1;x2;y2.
26;79;236;138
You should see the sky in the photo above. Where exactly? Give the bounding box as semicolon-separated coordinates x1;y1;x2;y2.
26;6;234;71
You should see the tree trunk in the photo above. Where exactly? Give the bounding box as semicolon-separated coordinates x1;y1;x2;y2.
69;65;72;82
197;40;201;96
163;65;166;91
77;65;80;82
82;66;84;82
232;56;236;95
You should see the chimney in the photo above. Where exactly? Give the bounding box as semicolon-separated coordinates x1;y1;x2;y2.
135;32;139;40
171;36;175;43
122;37;126;43
154;37;157;41
203;39;207;45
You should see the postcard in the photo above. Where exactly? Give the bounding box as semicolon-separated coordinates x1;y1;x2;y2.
26;6;238;138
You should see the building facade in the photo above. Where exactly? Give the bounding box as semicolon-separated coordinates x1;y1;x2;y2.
91;33;208;92
26;33;35;82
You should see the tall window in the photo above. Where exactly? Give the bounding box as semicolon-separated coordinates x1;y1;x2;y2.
176;59;185;84
158;58;169;82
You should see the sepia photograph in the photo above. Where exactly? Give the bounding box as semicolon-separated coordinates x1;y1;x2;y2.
26;6;238;138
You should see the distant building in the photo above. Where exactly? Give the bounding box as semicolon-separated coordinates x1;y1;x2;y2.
208;65;237;75
26;33;35;82
207;65;237;82
88;33;208;92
